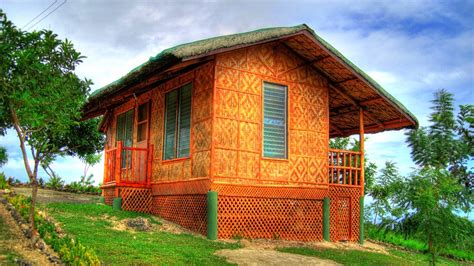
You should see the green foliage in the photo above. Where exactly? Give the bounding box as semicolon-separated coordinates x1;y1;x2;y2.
369;90;474;265
46;175;64;190
0;9;104;228
367;223;474;261
64;174;100;194
0;172;9;189
278;246;460;265
46;202;239;265
0;146;7;167
367;161;403;224
7;194;100;265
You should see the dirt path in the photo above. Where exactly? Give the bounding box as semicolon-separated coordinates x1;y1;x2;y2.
215;248;339;265
13;187;99;204
0;201;53;265
215;238;390;265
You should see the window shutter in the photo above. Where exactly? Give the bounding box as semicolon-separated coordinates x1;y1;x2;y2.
124;109;134;147
263;82;287;159
177;83;192;158
116;113;125;143
163;90;178;160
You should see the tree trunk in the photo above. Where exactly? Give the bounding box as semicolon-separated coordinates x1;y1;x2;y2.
428;233;435;266
11;108;40;232
29;178;38;230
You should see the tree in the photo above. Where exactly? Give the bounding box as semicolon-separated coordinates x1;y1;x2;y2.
0;146;7;167
81;152;102;180
393;90;473;265
368;161;403;224
0;10;104;230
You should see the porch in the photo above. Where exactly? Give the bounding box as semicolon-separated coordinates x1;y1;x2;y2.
101;142;364;190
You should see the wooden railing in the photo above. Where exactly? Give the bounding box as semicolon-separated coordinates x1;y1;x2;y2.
328;149;363;186
103;141;154;186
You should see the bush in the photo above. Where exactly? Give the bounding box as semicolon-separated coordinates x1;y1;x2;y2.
0;172;10;189
7;194;100;265
366;223;474;261
46;176;64;190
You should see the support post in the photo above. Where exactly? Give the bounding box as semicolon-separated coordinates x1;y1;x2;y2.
115;141;123;185
323;197;330;241
99;196;105;204
207;190;218;240
359;196;365;245
359;109;365;196
112;197;122;210
147;144;154;186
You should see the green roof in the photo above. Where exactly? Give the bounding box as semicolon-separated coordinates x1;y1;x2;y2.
87;24;417;127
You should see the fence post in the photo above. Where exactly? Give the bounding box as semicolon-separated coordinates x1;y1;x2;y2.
207;190;218;240
323;197;330;241
115;141;122;185
359;196;364;245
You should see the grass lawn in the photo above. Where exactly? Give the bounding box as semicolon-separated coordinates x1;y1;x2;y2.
46;202;239;265
0;215;22;264
278;246;463;266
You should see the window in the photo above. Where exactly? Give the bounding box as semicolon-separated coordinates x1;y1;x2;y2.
163;83;192;160
137;102;149;142
116;109;134;167
263;82;287;159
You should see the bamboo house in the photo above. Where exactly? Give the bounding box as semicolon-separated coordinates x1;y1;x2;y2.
83;24;417;242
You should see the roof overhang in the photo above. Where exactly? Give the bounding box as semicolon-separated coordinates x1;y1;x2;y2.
83;24;418;137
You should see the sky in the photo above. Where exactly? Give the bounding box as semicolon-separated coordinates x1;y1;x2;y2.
1;0;473;186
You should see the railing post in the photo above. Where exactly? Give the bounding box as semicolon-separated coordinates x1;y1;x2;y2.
103;148;108;185
147;144;154;186
115;141;122;185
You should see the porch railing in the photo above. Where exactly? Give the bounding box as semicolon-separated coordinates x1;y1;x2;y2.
328;149;362;186
103;141;154;186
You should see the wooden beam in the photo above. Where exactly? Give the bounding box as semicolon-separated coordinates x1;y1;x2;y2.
330;119;414;137
335;77;357;84
359;109;365;196
330;123;345;136
329;83;385;129
330;97;384;116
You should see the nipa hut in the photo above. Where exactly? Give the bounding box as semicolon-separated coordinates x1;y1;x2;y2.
82;24;417;242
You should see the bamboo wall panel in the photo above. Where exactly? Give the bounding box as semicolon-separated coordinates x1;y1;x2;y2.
213;42;329;185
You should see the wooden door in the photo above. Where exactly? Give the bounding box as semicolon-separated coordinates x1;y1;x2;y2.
135;102;150;183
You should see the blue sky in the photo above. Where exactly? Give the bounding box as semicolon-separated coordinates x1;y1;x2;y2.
1;1;473;187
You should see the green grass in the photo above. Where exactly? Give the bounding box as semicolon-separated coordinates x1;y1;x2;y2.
0;215;23;264
366;225;474;261
46;202;239;265
278;247;462;266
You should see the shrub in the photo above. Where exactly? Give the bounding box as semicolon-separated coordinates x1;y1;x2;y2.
46;176;64;190
6;194;100;265
0;172;9;189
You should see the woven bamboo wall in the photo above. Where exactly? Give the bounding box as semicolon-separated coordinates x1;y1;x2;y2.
212;42;329;186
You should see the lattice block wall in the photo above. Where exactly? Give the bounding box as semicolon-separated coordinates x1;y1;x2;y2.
218;196;323;241
151;195;207;235
120;187;152;213
102;187;115;206
328;186;361;242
